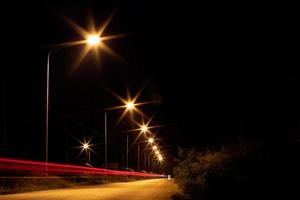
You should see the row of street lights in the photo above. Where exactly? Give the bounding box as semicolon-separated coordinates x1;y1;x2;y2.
45;14;166;173
79;100;165;170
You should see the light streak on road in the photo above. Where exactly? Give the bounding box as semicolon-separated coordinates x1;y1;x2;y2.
0;158;162;177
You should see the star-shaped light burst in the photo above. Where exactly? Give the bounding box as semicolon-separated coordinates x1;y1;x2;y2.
52;12;125;75
123;117;162;145
105;85;157;128
125;101;135;110
101;81;162;129
75;137;95;158
82;143;90;150
123;110;162;135
86;35;101;45
141;125;148;133
148;137;154;144
158;154;163;162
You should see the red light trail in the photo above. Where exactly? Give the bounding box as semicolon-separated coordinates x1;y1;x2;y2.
0;158;163;178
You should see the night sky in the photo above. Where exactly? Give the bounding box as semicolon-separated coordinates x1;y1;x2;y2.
1;1;299;170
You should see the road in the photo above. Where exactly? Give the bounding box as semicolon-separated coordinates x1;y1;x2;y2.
0;178;180;200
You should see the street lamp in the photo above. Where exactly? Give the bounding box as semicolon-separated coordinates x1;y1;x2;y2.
135;124;148;171
82;143;89;150
152;145;158;150
43;12;123;175
101;99;137;170
124;101;135;169
148;137;154;144
158;155;163;162
137;137;155;172
45;37;101;173
81;142;91;163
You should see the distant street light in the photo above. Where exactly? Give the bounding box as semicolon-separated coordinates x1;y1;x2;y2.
148;137;154;144
152;146;158;150
100;98;138;170
81;142;91;163
158;155;163;161
107;89;158;170
141;125;148;133
82;143;89;150
126;101;135;110
125;101;135;169
137;138;155;172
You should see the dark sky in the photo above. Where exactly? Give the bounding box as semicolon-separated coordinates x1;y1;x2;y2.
1;1;299;169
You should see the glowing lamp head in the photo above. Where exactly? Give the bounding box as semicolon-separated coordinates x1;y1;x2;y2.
148;138;154;144
87;35;101;45
158;156;163;161
153;146;157;150
141;125;148;133
155;150;159;155
82;143;89;150
126;102;135;110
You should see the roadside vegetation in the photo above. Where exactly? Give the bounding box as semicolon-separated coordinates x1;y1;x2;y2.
173;137;300;200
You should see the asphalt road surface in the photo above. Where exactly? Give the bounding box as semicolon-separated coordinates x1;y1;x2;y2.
0;178;180;200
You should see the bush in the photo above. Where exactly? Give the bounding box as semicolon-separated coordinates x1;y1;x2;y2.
173;140;263;200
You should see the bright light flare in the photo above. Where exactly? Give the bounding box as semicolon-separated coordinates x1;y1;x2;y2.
153;146;158;150
82;143;90;150
126;101;135;110
86;35;101;45
148;137;154;144
141;125;148;133
75;137;95;158
158;155;163;161
155;150;160;155
105;84;154;128
56;12;124;75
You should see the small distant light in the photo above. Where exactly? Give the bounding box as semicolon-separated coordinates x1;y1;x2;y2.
148;138;154;144
82;143;89;150
141;125;148;133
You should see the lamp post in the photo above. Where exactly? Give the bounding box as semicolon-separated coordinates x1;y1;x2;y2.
125;101;135;169
104;112;107;168
45;34;101;174
142;137;154;171
137;142;140;171
126;133;129;169
82;143;91;163
136;127;149;171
